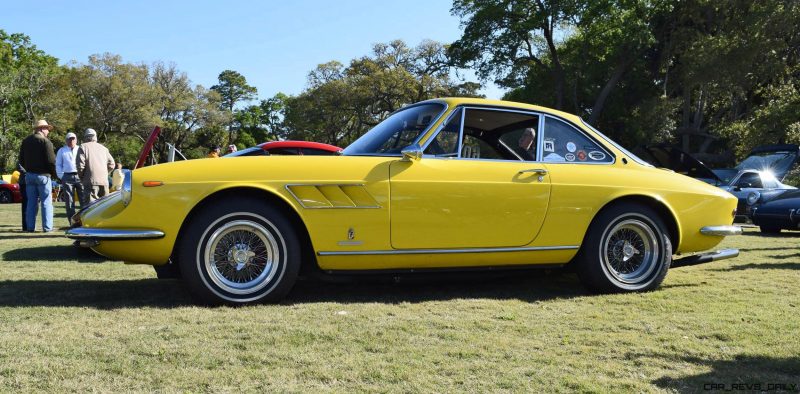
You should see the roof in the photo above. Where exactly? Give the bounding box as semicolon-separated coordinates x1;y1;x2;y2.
423;97;585;125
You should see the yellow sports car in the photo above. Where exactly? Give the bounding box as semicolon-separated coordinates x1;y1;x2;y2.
67;98;741;305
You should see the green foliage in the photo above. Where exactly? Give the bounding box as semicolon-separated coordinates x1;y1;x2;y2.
0;29;64;173
282;40;482;146
451;0;800;165
210;70;258;113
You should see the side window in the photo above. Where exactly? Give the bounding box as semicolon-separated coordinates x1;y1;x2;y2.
542;117;612;163
425;108;462;157
736;173;763;188
461;134;504;160
266;148;300;155
460;108;539;161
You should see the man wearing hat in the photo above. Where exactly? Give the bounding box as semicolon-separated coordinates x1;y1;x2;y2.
56;132;82;226
18;120;57;232
76;128;115;206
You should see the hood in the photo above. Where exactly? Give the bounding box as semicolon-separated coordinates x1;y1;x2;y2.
735;144;799;181
635;144;722;185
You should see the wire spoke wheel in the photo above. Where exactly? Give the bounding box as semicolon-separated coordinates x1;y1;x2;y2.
602;219;659;285
204;220;281;295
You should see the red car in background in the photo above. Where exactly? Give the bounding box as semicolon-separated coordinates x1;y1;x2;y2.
224;141;342;157
0;180;22;204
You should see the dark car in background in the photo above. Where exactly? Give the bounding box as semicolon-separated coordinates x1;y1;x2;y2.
718;169;796;221
0;180;22;204
751;189;800;233
730;144;800;182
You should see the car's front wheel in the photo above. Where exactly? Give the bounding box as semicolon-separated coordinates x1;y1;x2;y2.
178;198;300;305
759;226;781;234
576;203;672;293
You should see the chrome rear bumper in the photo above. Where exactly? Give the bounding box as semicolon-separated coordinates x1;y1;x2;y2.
66;227;165;240
700;225;743;236
672;248;739;268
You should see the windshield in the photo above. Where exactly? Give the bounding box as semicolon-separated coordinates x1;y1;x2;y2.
343;103;446;156
736;151;797;175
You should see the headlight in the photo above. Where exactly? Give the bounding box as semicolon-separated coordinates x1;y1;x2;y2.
121;169;132;206
746;191;761;205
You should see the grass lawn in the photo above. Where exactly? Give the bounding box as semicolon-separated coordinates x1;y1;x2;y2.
0;203;798;392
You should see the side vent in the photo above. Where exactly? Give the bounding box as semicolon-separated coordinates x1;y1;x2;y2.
286;184;380;209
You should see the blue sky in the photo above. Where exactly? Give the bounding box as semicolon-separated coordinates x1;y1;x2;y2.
2;0;503;100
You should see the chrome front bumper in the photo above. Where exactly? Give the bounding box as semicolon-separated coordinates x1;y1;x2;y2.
700;225;743;236
672;248;739;268
66;227;165;240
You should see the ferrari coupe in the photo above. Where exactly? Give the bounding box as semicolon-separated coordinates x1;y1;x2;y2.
67;98;742;305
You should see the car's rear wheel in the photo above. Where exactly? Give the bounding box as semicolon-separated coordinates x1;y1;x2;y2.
576;203;672;293
0;189;12;204
178;198;300;305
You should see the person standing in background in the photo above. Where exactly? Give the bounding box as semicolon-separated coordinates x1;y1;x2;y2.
18;120;57;232
207;146;221;158
56;132;81;226
76;128;115;206
110;162;125;191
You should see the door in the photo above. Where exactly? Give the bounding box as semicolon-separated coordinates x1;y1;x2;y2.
390;107;552;249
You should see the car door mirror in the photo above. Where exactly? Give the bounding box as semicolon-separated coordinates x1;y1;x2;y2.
401;144;423;162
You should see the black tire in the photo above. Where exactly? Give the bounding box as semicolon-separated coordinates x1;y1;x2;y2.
759;226;781;234
575;203;672;293
0;189;12;204
177;198;300;305
153;261;182;279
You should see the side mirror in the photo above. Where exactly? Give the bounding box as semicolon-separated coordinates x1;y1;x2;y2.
401;144;423;162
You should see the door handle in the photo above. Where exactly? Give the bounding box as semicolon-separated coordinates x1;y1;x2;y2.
518;168;548;175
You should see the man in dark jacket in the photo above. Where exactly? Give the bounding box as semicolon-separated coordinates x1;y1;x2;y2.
19;120;57;232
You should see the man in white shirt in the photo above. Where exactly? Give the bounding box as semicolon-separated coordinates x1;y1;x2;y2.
56;132;81;226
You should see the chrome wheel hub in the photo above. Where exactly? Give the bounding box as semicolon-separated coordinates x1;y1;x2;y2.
621;241;638;261
204;220;281;295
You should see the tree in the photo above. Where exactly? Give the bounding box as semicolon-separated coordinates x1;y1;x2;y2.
449;0;800;166
283;40;482;146
210;70;258;113
0;30;66;173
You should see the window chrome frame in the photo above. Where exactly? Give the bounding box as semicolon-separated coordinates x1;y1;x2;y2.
342;101;449;157
420;104;616;165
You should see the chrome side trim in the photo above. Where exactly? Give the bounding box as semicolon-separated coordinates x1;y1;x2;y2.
700;225;743;236
317;245;579;256
65;227;165;240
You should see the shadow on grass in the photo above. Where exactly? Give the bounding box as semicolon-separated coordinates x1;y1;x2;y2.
739;246;800;252
0;270;591;309
2;245;107;263
0;279;193;309
653;354;800;393
768;253;800;260
0;234;67;240
714;262;800;271
742;231;800;238
286;270;588;304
